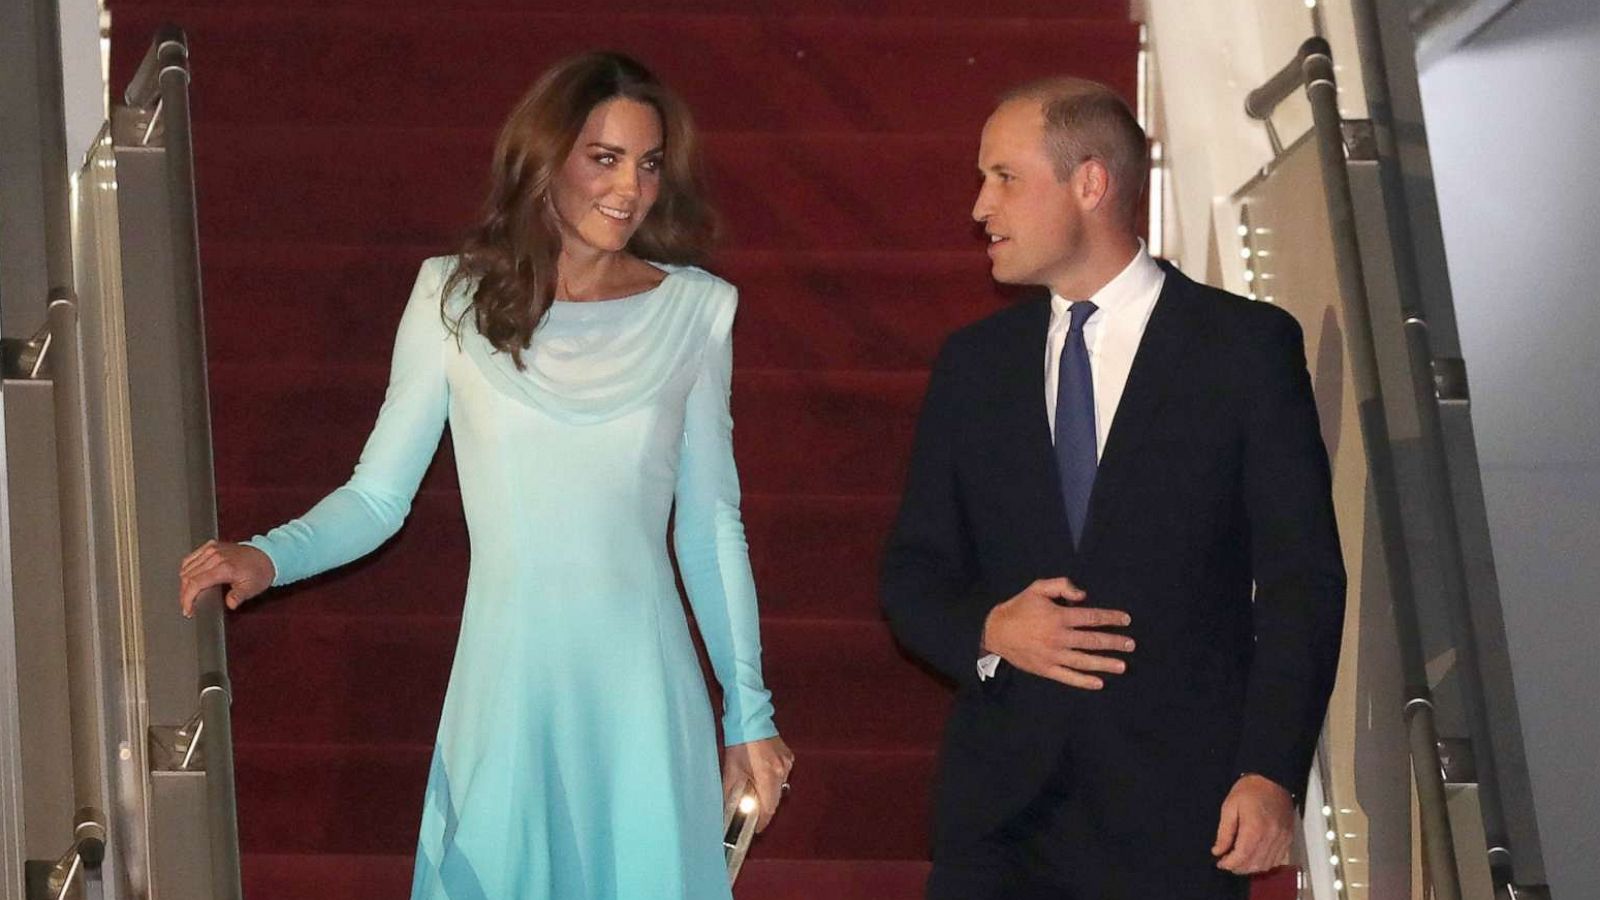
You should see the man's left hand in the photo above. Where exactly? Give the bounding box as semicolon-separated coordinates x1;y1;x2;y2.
1211;774;1295;874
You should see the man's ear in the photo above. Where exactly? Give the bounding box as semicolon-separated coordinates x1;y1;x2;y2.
1074;158;1112;214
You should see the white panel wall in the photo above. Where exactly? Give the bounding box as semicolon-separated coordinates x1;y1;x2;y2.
1418;0;1600;891
1142;0;1367;283
58;0;103;171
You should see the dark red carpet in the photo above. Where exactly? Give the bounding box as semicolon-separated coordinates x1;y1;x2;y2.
108;1;1293;896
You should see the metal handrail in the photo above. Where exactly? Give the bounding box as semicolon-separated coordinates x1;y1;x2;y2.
125;26;244;900
15;0;112;891
1346;0;1546;889
1247;37;1465;900
44;292;111;897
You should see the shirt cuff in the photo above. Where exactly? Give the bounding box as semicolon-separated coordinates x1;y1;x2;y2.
977;653;1002;681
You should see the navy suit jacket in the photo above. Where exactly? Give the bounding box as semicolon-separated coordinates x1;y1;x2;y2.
881;263;1346;883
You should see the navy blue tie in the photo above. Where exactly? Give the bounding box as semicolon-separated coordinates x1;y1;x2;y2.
1055;301;1098;547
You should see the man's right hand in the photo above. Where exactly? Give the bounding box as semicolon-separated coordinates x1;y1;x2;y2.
981;577;1133;690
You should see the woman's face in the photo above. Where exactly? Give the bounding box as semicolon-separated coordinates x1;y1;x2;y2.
548;96;665;256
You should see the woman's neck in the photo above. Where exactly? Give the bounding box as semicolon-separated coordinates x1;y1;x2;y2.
556;247;631;300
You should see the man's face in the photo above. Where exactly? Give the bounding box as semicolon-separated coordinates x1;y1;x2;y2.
972;99;1085;288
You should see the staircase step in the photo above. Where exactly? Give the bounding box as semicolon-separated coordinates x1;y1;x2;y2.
744;493;897;621
114;0;1128;19
111;10;1136;132
228;612;950;749
738;859;930;898
218;488;897;621
189;129;991;251
208;363;926;495
199;244;1015;371
242;852;415;899
239;853;937;900
235;742;935;859
237;852;1296;900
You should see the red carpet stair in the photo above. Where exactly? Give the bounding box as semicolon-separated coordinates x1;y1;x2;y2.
108;1;1293;896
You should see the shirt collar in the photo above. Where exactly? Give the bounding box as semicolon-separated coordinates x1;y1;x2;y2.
1049;239;1163;322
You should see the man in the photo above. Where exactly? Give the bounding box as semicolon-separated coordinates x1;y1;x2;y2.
881;77;1346;899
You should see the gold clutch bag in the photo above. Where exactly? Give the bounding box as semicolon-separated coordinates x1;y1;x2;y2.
722;781;760;884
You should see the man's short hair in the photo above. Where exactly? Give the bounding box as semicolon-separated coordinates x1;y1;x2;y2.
1001;77;1149;226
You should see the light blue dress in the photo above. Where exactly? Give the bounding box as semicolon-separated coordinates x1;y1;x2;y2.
244;256;778;900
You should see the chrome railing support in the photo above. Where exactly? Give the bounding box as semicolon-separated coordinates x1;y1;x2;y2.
44;817;104;900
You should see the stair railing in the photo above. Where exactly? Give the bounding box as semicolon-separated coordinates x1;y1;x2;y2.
1246;36;1464;900
121;27;243;900
1245;25;1549;900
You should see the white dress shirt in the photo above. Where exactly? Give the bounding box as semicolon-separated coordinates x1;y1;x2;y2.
978;241;1166;681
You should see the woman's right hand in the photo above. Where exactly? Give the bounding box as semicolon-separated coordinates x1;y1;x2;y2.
178;540;275;617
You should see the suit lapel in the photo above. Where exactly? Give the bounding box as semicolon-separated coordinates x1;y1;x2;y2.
1079;265;1198;556
993;298;1077;561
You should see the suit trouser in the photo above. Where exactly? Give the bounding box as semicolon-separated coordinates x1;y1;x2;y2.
925;800;1078;900
926;753;1250;900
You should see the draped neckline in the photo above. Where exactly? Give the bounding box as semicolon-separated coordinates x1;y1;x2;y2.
445;261;725;425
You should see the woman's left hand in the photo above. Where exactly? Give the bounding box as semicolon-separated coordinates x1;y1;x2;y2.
721;735;795;833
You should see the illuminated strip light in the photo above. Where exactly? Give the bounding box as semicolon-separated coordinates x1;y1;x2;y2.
1149;140;1165;259
1135;24;1167;260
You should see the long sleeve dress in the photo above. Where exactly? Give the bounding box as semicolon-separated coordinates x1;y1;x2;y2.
243;256;778;900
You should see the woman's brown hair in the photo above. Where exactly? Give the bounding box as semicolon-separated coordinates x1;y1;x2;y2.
443;52;717;368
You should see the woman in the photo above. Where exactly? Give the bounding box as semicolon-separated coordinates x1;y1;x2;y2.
178;52;794;899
